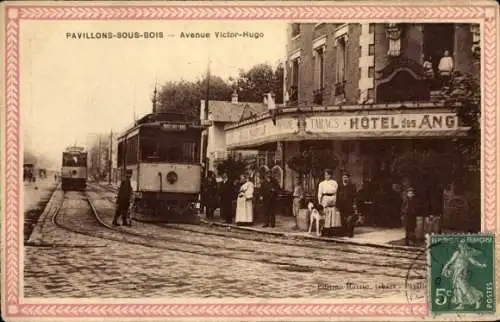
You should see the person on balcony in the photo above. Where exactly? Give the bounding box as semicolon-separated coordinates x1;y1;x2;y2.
235;173;254;226
438;49;454;90
317;169;341;237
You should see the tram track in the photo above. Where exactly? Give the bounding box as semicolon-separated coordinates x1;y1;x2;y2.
92;183;426;262
82;186;426;279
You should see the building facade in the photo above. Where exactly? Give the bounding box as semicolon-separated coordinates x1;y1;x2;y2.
200;91;271;174
224;23;481;229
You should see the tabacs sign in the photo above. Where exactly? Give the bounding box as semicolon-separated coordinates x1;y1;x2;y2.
306;113;463;134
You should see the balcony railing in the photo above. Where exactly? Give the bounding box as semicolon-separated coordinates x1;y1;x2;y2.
313;88;324;105
288;85;298;106
334;81;346;96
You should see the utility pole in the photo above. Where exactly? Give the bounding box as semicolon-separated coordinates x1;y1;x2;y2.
109;130;112;185
202;60;211;178
98;135;101;182
152;81;158;114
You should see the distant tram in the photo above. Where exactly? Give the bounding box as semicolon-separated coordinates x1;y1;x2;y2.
116;112;204;221
61;146;88;191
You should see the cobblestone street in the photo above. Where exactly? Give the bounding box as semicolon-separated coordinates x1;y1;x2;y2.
24;184;428;299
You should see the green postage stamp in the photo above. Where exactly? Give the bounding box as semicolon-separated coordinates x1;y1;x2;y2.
428;233;496;314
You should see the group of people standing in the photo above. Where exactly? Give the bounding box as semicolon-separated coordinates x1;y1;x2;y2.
309;169;358;238
202;167;422;246
201;169;281;227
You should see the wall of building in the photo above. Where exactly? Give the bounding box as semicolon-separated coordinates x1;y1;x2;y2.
401;24;424;63
454;24;477;77
344;24;362;105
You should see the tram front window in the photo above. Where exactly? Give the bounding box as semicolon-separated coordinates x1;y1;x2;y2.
62;153;87;167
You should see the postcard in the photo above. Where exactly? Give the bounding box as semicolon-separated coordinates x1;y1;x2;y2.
1;1;499;321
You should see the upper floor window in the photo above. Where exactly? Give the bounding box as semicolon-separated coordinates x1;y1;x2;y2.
291;23;301;37
313;46;325;91
335;36;347;85
290;58;300;103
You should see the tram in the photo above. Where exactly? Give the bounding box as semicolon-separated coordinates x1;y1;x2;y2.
61;146;88;191
116;111;204;221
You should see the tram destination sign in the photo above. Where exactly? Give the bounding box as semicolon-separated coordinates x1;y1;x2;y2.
306;113;464;134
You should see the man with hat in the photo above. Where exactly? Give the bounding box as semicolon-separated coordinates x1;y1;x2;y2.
260;169;281;228
401;186;419;245
113;169;133;226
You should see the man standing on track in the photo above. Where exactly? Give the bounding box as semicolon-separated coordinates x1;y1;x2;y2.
113;169;133;227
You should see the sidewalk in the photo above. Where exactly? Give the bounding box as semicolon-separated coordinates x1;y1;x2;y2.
24;178;59;242
24;178;58;214
201;209;420;251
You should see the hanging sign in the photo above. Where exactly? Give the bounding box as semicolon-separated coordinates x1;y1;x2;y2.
306;113;463;134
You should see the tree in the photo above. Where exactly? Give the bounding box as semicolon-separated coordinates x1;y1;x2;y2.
232;63;284;104
287;149;339;192
216;157;246;182
157;76;233;117
391;72;481;217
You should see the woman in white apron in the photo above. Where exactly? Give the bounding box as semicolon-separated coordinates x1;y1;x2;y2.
317;169;341;236
235;174;254;226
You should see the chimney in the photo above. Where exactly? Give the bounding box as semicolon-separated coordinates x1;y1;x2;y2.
231;90;238;104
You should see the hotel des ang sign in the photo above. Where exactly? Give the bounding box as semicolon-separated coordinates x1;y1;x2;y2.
225;112;469;149
305;112;469;137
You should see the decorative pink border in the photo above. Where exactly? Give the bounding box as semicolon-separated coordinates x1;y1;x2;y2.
3;3;498;319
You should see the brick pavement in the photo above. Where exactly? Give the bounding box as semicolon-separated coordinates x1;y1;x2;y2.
24;185;427;299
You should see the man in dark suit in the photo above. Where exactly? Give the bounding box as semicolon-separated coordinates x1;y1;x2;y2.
113;169;133;227
337;172;357;237
219;172;234;223
260;171;281;228
401;187;419;246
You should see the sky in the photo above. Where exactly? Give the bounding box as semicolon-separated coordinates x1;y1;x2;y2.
20;20;287;168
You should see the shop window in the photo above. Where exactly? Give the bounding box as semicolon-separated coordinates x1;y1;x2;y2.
291;23;301;37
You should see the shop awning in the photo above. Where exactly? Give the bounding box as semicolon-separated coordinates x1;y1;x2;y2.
225;110;471;150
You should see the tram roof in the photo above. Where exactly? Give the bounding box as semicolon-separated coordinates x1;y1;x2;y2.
117;112;204;141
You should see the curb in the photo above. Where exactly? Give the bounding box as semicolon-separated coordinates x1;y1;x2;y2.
200;219;422;252
26;183;61;245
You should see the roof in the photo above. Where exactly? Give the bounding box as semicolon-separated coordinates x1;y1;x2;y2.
204;100;269;123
